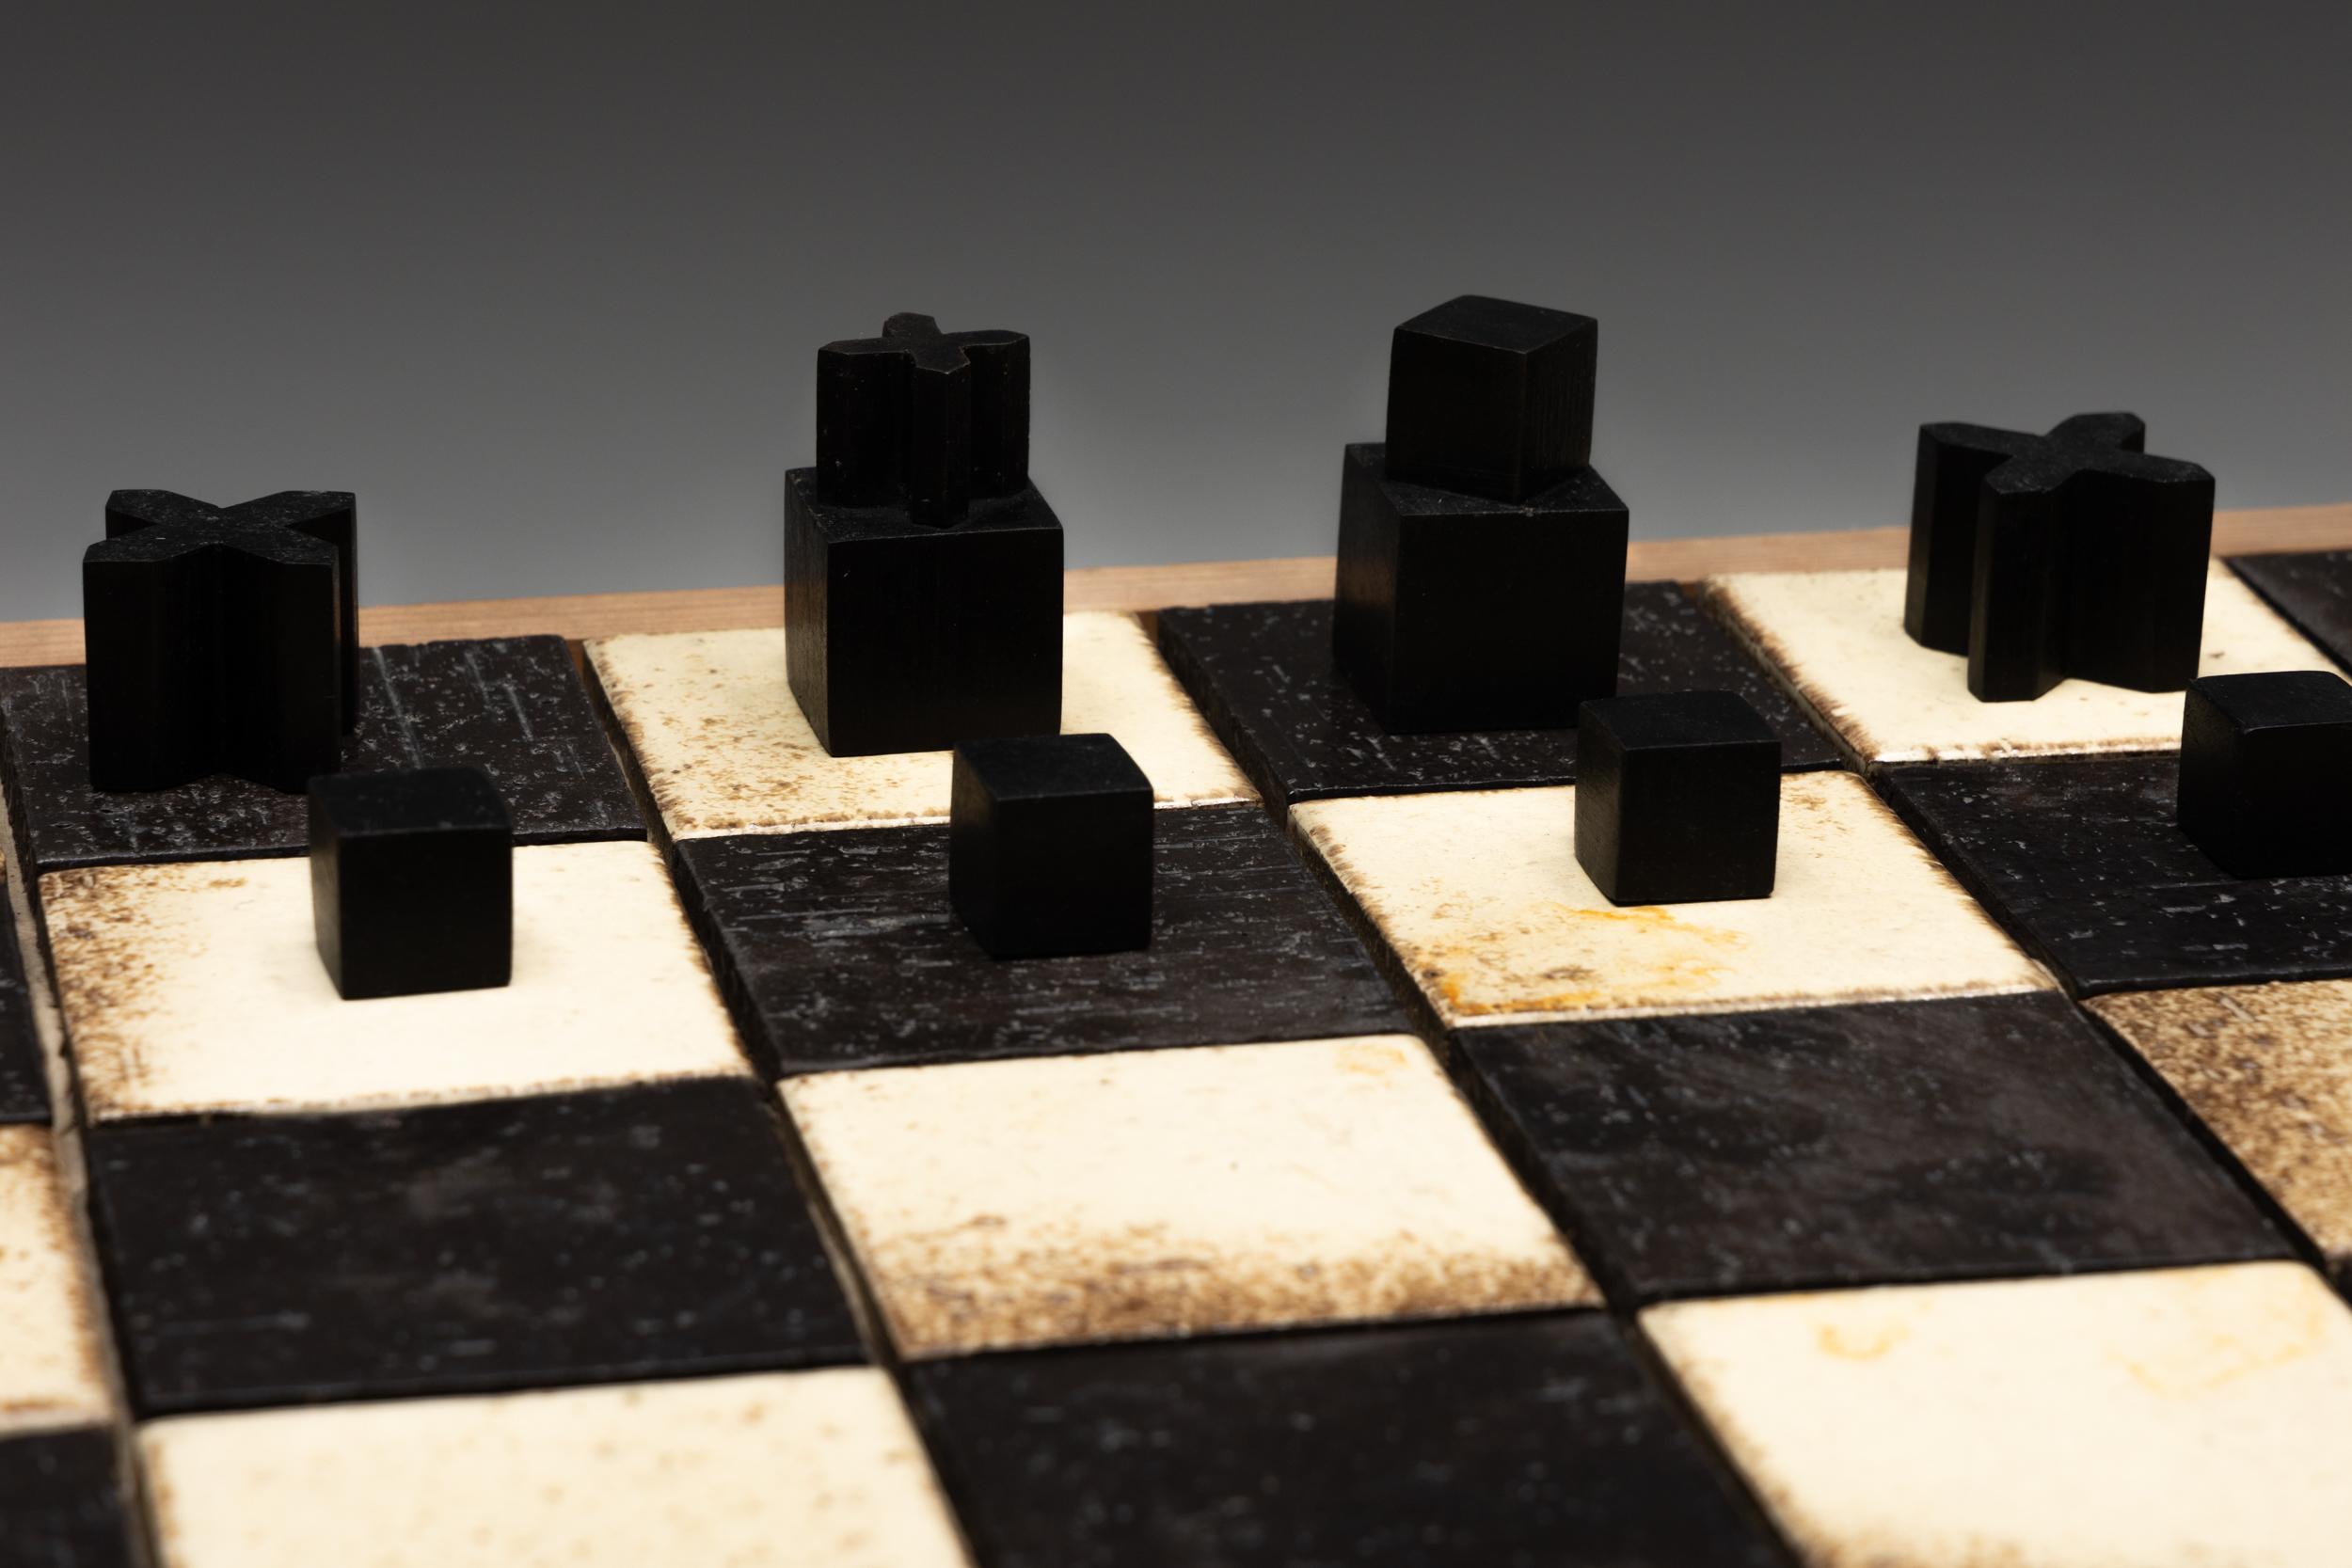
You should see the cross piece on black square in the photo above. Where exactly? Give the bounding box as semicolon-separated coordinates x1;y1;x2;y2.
815;312;1031;527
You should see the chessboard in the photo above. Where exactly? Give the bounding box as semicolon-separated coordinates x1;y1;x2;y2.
7;507;2352;1568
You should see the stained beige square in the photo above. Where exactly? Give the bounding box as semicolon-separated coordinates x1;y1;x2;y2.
783;1035;1597;1358
142;1367;971;1568
587;611;1253;838
1292;770;2048;1029
1704;563;2330;765
1645;1262;2352;1568
0;1125;111;1434
45;841;749;1121
2091;981;2352;1280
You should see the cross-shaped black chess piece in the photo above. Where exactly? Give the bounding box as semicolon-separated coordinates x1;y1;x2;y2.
1903;412;2215;702
83;489;360;792
815;312;1031;528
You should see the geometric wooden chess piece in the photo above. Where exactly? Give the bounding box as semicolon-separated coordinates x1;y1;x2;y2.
310;766;514;1000
949;733;1152;958
1903;413;2215;703
785;312;1064;758
2177;671;2352;878
82;489;359;792
1574;690;1780;905
1333;294;1629;734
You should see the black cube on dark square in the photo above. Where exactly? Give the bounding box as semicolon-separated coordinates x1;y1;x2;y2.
2179;671;2352;878
1384;294;1597;501
1576;691;1780;906
310;765;513;1000
1333;445;1628;734
785;471;1063;757
951;733;1152;959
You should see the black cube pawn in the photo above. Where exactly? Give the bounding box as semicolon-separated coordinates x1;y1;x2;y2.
2178;671;2352;878
1575;691;1780;906
1385;294;1597;500
310;766;514;1000
950;734;1152;959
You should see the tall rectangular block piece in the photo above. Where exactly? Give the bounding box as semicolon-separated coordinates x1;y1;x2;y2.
310;765;515;1000
1575;691;1781;906
2179;671;2352;878
950;734;1152;959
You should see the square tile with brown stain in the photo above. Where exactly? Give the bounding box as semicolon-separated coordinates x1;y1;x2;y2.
44;841;750;1122
1645;1261;2352;1568
139;1368;972;1568
587;612;1253;839
1704;562;2332;767
2091;980;2352;1289
0;1125;112;1436
783;1035;1597;1359
1293;770;2050;1030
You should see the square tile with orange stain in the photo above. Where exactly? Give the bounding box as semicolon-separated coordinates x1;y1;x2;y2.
1293;770;2050;1031
0;1125;113;1436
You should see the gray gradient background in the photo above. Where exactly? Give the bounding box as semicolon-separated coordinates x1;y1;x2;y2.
3;3;2346;624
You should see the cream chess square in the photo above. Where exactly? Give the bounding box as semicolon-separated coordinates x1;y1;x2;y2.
1704;562;2330;765
1645;1262;2352;1568
0;1125;111;1435
784;1035;1597;1358
1293;770;2048;1029
45;841;750;1120
588;611;1253;838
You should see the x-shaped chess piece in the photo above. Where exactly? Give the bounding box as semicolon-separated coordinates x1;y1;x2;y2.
1905;413;2214;702
816;313;1030;527
84;490;359;791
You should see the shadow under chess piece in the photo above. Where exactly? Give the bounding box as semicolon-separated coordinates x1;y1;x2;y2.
949;733;1152;958
1904;413;2214;703
310;765;514;1000
83;489;359;792
786;312;1063;758
1575;690;1781;906
2178;670;2352;878
1333;294;1629;734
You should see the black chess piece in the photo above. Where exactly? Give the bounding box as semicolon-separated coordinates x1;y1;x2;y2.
949;733;1152;958
1903;414;2214;702
1574;691;1780;906
1333;295;1629;734
786;313;1063;757
2177;671;2352;878
310;766;514;1000
83;490;359;792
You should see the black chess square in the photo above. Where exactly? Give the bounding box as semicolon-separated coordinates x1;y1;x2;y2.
0;905;43;1124
0;636;642;879
0;1426;138;1568
1462;993;2285;1305
676;802;1406;1078
2231;550;2352;673
1155;585;1836;812
1879;753;2352;993
908;1312;1788;1568
86;1077;864;1416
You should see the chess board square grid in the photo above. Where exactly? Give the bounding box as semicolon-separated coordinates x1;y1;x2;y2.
1153;583;1839;812
1702;561;2332;768
0;636;644;880
585;611;1253;842
783;1034;1597;1360
1293;768;2051;1034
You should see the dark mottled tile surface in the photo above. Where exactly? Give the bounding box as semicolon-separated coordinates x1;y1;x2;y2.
1155;587;1837;811
909;1313;1790;1568
87;1077;862;1416
1462;993;2283;1305
0;904;42;1124
676;802;1407;1078
2232;550;2352;673
1879;754;2352;994
0;637;642;877
0;1426;138;1568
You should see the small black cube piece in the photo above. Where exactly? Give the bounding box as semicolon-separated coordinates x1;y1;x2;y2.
950;734;1152;959
1334;444;1628;733
1384;295;1597;502
310;766;515;1001
2178;671;2352;878
1575;691;1780;906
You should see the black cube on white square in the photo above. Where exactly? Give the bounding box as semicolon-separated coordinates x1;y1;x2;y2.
2178;671;2352;878
1575;691;1780;906
950;734;1152;959
310;765;514;1000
